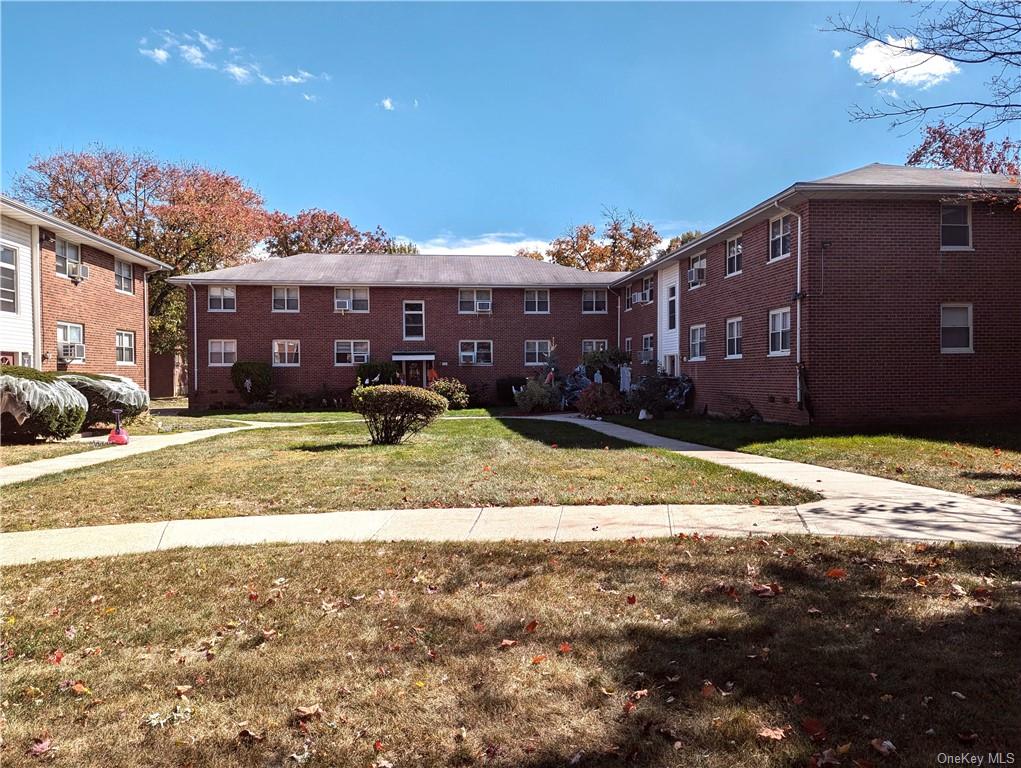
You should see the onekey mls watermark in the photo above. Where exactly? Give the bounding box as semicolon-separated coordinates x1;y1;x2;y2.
936;754;1016;766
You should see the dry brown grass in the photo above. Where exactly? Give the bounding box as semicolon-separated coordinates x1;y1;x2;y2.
2;537;1018;767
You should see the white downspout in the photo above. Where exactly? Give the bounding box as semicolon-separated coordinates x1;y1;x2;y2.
610;287;621;348
190;283;198;394
143;269;151;393
774;201;802;405
31;224;42;369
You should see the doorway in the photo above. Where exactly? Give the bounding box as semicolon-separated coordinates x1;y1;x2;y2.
402;359;433;387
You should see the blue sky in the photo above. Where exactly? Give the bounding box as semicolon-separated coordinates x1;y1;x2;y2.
0;2;991;253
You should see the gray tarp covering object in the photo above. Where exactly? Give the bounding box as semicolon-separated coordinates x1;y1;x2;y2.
0;374;89;425
60;373;149;410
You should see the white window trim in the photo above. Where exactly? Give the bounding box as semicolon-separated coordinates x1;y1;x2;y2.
768;307;792;357
688;253;706;290
115;330;136;366
54;238;81;279
642;333;654;352
458;288;492;314
688;324;707;362
334;287;370;313
114;259;135;295
272;339;301;367
725;235;743;278
56;321;85;363
524;339;551;366
403;300;425;341
624;288;633;312
334;339;371;366
625;337;632;353
940;303;974;354
940;202;974;252
642;276;654;302
768;215;792;263
272;286;300;313
582;339;608;354
459;339;494;366
208;285;237;313
581;288;608;314
725;316;743;360
208;339;237;367
0;242;18;314
523;288;551;315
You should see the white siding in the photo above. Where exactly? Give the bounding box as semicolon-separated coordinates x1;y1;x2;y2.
656;262;679;367
0;215;34;362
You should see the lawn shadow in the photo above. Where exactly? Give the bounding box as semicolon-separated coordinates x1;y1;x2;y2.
493;416;634;451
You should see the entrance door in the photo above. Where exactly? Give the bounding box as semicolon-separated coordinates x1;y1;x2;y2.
402;360;432;387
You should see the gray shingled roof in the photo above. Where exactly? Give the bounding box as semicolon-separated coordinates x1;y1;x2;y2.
805;163;1018;191
170;252;630;287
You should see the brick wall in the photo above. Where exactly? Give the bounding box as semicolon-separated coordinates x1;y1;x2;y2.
39;229;148;388
187;284;618;407
618;273;658;377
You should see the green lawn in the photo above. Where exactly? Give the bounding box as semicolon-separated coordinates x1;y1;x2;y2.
1;418;816;532
0;440;109;467
193;405;516;422
610;415;1021;505
2;537;1017;767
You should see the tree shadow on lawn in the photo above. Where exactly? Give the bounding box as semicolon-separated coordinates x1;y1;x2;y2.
493;417;636;451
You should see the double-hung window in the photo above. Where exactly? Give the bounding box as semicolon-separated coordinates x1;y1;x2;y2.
272;340;300;366
688;253;706;288
334;287;369;312
114;259;134;294
582;288;607;313
115;330;135;364
582;339;608;354
0;246;16;313
208;285;236;312
55;238;80;276
525;340;551;365
769;215;792;261
667;285;677;330
769;308;791;356
624;288;633;311
940;303;973;353
57;322;84;361
642;334;654;353
208;339;237;366
726;236;743;276
688;324;707;361
726;317;743;359
643;276;654;302
625;337;632;353
460;340;493;365
403;301;425;340
459;288;492;313
940;204;972;249
272;286;299;312
335;340;370;365
524;289;549;314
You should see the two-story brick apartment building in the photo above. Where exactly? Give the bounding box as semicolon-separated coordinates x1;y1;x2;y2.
0;195;170;389
173;253;627;407
618;164;1021;424
175;163;1019;424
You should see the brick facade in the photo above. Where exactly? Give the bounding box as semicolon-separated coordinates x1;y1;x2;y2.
187;284;618;407
38;228;149;387
618;273;659;378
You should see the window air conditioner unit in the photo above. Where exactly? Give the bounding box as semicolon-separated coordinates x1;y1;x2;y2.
688;268;704;286
631;292;642;305
640;350;654;363
336;299;351;311
353;353;369;364
68;263;89;281
59;343;85;361
475;300;492;313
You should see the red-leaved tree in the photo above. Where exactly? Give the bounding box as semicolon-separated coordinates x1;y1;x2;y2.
264;209;415;257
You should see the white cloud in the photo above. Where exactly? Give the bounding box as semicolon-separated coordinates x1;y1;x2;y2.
303;93;318;102
831;49;842;59
139;47;169;64
196;31;220;51
380;97;395;111
418;232;548;256
849;35;959;88
180;44;215;69
223;63;251;83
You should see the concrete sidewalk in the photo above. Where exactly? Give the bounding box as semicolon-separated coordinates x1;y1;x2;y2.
0;503;808;566
538;414;1021;546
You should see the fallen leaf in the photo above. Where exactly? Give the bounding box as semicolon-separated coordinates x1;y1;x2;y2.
622;700;636;715
752;583;783;598
524;620;538;634
951;690;966;700
48;649;64;665
70;681;90;696
957;731;978;744
373;739;384;752
498;639;517;650
757;726;786;741
293;704;324;721
237;728;265;743
558;642;573;654
802;717;827;742
870;738;896;756
626;595;637;605
28;737;52;757
531;654;547;665
175;685;193;698
630;689;649;700
701;681;717;698
825;567;848;580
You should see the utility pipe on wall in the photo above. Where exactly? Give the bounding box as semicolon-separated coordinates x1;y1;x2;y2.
190;283;198;394
773;201;803;405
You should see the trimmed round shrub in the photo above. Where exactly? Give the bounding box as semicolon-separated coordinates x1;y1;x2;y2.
60;373;149;427
231;361;272;404
356;361;400;386
429;377;470;410
576;382;626;417
351;385;448;445
514;378;562;413
0;365;88;440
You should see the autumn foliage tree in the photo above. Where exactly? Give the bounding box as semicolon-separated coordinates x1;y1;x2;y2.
265;209;417;257
660;229;704;255
520;209;660;272
14;146;270;352
907;121;1020;176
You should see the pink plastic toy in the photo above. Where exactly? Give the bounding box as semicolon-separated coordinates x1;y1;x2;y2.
107;408;129;445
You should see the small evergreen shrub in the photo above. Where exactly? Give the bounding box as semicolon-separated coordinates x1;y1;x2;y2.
0;365;88;440
355;361;401;386
496;376;528;405
514;378;562;413
429;377;470;409
231;361;272;404
576;382;626;417
351;384;448;445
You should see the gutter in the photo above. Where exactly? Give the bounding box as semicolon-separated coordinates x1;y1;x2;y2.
30;224;42;369
773;200;803;406
608;287;621;348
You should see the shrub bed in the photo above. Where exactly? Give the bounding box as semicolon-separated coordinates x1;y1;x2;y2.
577;382;626;417
230;361;272;405
356;361;401;386
0;365;88;440
429;377;470;409
60;373;149;427
514;378;562;413
350;385;448;445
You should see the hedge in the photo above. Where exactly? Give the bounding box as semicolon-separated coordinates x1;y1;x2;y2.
0;365;88;440
231;361;273;404
350;385;448;445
